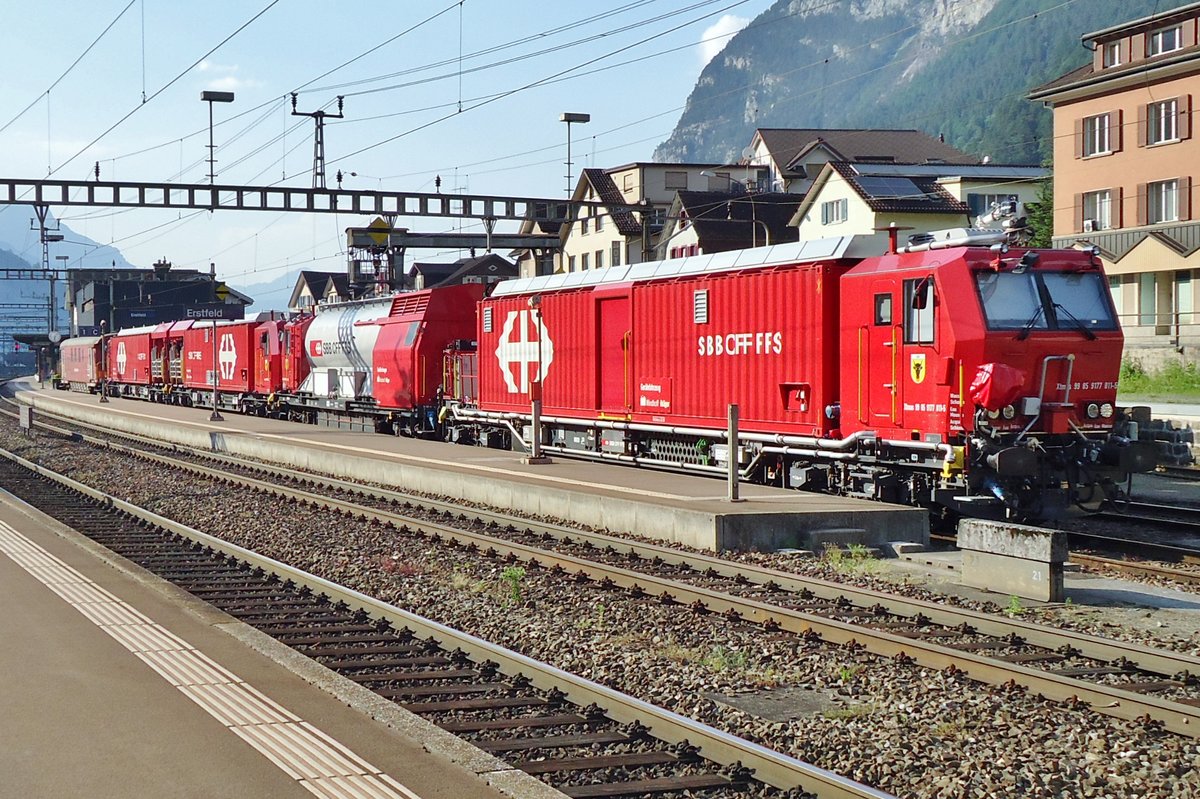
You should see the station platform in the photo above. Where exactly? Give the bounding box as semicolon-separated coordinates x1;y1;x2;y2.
0;477;562;799
9;381;929;552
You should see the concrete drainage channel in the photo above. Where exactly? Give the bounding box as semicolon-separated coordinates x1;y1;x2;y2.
0;450;890;799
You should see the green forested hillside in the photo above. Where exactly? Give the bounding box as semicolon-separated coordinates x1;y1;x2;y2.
655;0;1191;165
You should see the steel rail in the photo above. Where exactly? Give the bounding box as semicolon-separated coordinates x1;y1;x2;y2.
18;417;1200;740
0;447;889;799
1069;552;1200;586
12;399;1200;733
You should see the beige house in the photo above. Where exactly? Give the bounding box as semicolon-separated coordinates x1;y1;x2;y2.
744;128;978;194
288;271;349;313
790;162;1046;241
1029;1;1200;357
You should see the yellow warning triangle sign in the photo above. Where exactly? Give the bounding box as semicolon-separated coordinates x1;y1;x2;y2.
367;217;391;246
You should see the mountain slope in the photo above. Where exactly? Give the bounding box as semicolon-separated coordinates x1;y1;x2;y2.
656;0;1191;165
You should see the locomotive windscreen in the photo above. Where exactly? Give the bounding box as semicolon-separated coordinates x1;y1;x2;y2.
975;271;1117;332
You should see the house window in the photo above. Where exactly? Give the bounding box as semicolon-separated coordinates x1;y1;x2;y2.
1148;25;1182;56
581;252;590;270
1178;270;1194;324
1103;41;1122;68
568;255;576;271
623;173;634;192
1148;179;1179;223
665;171;688;190
581;214;589;234
1139;272;1157;325
595;250;604;269
611;241;622;267
594;213;603;232
969;192;1018;219
1109;276;1124;320
821;198;848;225
1148;99;1179;144
1083;190;1112;230
1083;113;1111;155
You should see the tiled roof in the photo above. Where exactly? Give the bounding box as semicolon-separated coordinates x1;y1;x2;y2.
829;162;969;214
674;190;801;249
754;128;978;176
581;168;641;235
1030;45;1200;99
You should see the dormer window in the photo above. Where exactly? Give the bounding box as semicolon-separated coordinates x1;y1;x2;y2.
1102;41;1122;68
1148;25;1182;57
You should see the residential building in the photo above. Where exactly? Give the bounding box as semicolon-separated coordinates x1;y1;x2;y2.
790;162;1046;241
744;128;979;194
655;190;802;258
288;271;349;313
407;253;518;290
1029;1;1200;356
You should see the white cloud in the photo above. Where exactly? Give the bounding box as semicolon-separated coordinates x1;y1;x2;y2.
699;14;749;65
206;75;260;91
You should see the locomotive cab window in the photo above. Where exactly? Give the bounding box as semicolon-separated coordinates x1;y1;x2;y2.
903;278;934;344
873;293;892;326
975;271;1117;332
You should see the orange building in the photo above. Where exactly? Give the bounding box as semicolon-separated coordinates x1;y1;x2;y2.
1030;1;1200;358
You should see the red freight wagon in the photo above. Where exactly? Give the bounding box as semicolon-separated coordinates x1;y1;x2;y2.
108;326;154;386
282;315;314;392
476;243;858;437
370;283;483;409
59;336;102;391
253;318;286;395
181;320;260;394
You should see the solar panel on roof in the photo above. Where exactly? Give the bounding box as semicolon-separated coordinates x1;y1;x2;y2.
854;176;925;199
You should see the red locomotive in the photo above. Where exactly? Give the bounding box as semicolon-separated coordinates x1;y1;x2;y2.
57;230;1153;520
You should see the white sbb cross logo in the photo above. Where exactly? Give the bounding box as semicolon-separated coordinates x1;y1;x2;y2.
116;341;127;375
218;333;237;380
495;310;555;394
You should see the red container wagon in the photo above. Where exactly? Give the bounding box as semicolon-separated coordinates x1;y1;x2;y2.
181;320;261;404
58;336;103;392
281;315;314;393
472;239;875;458
107;326;155;391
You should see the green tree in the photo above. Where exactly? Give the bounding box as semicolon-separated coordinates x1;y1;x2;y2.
1027;166;1054;248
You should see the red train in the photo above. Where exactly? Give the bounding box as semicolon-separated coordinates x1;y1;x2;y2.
58;230;1154;519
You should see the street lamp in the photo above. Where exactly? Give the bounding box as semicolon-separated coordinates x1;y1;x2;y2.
560;112;590;197
209;321;223;422
701;170;770;249
201;91;235;185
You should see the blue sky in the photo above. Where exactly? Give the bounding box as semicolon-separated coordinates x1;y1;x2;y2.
0;0;773;297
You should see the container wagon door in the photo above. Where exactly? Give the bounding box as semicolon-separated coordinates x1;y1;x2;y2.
597;296;631;414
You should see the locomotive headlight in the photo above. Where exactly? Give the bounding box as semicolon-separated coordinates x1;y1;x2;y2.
1100;403;1114;419
1086;403;1100;419
1001;404;1016;420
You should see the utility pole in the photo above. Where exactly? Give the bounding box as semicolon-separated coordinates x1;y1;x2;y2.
292;93;345;189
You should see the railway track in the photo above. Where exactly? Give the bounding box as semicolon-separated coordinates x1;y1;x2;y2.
0;451;887;799
8;400;1200;740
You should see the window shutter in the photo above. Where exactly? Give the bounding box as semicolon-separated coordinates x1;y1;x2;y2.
1185;20;1198;49
1181;95;1193;140
1137;103;1148;147
1116;186;1124;228
1074;118;1084;158
1137;183;1148;225
1074;193;1084;232
1181;176;1193;221
1112;109;1124;152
